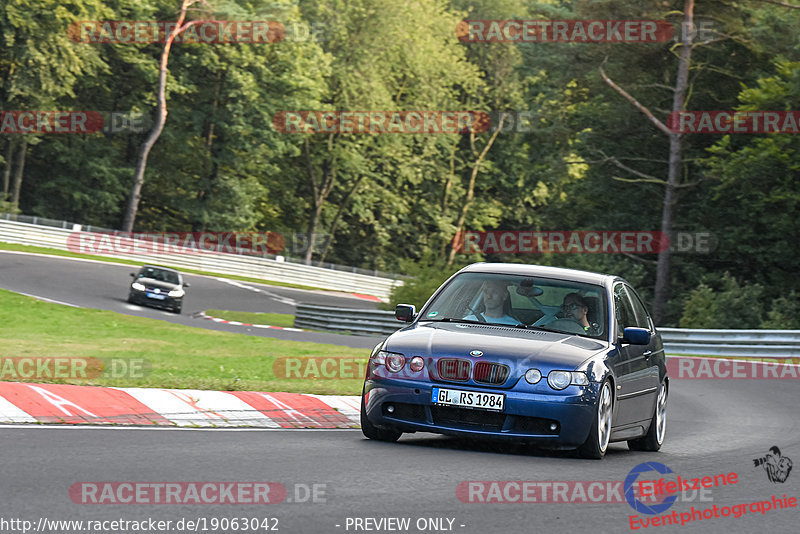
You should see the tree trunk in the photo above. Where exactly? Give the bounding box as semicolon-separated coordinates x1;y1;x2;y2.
317;175;363;264
2;139;15;200
121;0;200;232
653;0;694;323
303;136;336;264
446;114;507;266
11;138;27;207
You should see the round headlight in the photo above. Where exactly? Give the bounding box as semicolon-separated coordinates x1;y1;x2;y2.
385;354;406;373
548;370;572;390
409;356;424;373
131;282;145;291
524;369;542;384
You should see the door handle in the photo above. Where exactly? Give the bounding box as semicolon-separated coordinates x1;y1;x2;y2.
643;350;652;358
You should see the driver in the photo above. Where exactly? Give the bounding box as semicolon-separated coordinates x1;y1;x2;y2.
561;293;599;335
464;280;519;325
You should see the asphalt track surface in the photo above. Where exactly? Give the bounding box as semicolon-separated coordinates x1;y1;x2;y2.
1;251;799;533
1;377;798;533
0;250;382;349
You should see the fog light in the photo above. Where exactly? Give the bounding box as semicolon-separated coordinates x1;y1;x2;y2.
409;356;424;373
386;404;395;413
550;423;557;431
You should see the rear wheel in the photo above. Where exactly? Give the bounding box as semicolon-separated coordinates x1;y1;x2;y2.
628;380;667;451
360;394;401;442
577;379;613;459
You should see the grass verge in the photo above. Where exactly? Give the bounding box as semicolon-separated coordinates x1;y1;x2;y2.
0;241;332;292
0;289;367;395
205;309;295;328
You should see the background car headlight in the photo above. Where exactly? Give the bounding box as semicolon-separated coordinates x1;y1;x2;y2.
131;282;145;291
385;353;406;373
525;369;542;384
168;288;185;297
547;370;572;390
409;356;424;372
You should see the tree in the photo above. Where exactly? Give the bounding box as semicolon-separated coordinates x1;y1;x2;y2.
121;0;211;231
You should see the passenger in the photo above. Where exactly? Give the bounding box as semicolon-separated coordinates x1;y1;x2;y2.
561;292;599;335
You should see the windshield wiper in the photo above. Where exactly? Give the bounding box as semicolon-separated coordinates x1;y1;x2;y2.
422;318;484;325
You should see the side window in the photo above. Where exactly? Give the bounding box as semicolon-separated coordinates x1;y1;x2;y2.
613;284;635;335
625;285;652;330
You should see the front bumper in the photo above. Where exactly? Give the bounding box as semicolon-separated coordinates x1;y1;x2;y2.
129;290;182;309
363;378;600;447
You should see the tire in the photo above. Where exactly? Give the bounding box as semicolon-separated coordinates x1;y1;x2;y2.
127;293;136;304
360;394;401;442
577;379;613;459
628;380;667;451
172;304;182;314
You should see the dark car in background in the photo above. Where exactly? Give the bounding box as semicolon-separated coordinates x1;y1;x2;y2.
127;265;189;314
361;263;668;459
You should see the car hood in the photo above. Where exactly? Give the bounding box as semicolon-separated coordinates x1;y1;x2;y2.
384;322;608;372
135;277;180;290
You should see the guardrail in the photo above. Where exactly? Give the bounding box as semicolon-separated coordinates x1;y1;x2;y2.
0;217;401;299
293;304;401;336
293;306;800;358
658;328;800;357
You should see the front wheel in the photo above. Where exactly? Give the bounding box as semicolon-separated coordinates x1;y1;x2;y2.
628;380;667;451
360;394;401;442
577;379;613;459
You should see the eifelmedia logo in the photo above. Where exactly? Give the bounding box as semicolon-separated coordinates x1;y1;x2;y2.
753;446;793;483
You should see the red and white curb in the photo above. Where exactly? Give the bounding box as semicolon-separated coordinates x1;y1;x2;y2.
197;311;305;332
0;382;361;428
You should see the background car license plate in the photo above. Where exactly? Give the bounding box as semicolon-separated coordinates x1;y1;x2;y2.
146;293;166;300
431;387;504;411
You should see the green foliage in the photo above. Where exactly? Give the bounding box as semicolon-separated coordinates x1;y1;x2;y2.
761;292;800;329
679;273;765;329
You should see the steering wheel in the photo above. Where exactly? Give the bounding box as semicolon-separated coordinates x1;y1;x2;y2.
532;304;561;327
466;305;487;323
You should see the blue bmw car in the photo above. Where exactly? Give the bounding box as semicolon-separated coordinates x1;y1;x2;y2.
360;263;668;459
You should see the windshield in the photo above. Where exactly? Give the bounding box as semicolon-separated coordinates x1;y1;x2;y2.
420;272;607;339
138;267;180;285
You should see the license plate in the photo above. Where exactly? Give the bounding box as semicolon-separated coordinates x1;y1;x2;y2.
431;387;504;411
146;293;166;300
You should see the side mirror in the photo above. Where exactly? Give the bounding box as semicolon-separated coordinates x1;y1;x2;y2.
130;273;136;277
395;304;416;322
621;327;650;345
183;282;190;288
